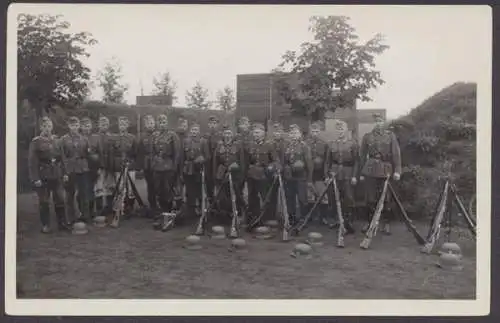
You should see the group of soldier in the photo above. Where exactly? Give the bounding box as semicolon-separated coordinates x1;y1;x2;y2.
28;111;402;238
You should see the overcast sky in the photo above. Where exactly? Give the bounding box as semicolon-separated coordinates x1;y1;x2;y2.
12;4;490;118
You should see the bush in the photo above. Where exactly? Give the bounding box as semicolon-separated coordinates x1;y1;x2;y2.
390;82;476;220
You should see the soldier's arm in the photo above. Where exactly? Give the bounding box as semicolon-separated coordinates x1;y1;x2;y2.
28;139;40;183
359;134;368;173
269;142;280;167
323;142;330;179
352;140;360;179
131;134;138;166
212;142;220;178
173;133;182;171
60;136;68;176
390;133;402;175
304;144;313;183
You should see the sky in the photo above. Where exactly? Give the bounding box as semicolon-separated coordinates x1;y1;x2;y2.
11;4;491;119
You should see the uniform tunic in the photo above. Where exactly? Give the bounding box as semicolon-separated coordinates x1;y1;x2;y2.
203;129;222;199
137;129;158;208
28;134;66;226
182;135;209;211
306;136;330;205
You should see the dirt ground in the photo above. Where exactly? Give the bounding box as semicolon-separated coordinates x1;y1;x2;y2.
16;179;476;299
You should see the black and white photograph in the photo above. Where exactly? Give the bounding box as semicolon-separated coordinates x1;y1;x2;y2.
5;3;491;316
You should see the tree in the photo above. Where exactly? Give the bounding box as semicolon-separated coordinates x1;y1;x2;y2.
17;14;97;126
97;57;128;104
185;82;212;109
276;16;389;121
152;71;178;104
216;86;236;111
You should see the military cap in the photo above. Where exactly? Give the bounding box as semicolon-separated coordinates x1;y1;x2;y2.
157;114;168;121
208;115;219;122
118;116;129;122
335;119;348;128
39;116;52;124
289;124;301;131
238;116;250;124
98;115;109;122
190;122;201;129
67;116;80;124
143;114;154;120
80;117;92;125
272;121;284;131
252;123;265;131
221;123;233;131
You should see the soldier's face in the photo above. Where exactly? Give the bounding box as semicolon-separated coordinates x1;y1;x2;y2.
118;120;129;132
208;121;218;130
190;126;200;137
68;122;80;133
239;121;249;132
310;128;320;138
98;119;109;131
81;122;92;134
290;129;301;140
144;118;155;130
179;120;188;131
158;118;168;130
253;128;265;141
40;121;53;134
223;130;233;141
374;118;384;129
273;129;283;139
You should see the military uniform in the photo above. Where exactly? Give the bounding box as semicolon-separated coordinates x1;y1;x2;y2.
305;128;330;223
182;131;209;217
152;128;181;212
246;126;281;226
328;135;360;227
267;123;286;221
80;118;100;218
283;127;313;225
137;128;158;209
212;132;246;222
28;130;68;231
60;130;91;223
359;119;402;229
204;119;221;200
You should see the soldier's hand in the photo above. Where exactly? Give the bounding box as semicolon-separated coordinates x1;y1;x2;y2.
359;176;365;182
63;175;69;182
33;180;42;188
393;172;401;181
351;177;357;185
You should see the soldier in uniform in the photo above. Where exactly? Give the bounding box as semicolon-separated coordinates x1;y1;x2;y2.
212;124;246;223
110;116;137;214
175;116;189;202
359;113;402;235
204;115;221;201
28;116;69;233
60;116;91;223
80;117;100;219
327;119;359;233
267;121;286;218
182;123;209;219
137;115;158;214
93;116;115;217
246;123;281;226
152;114;181;217
283;124;313;227
305;122;330;226
234;116;252;203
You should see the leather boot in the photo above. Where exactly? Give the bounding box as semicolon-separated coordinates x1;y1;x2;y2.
55;206;71;231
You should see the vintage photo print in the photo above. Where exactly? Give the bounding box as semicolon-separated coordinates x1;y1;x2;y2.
5;3;491;316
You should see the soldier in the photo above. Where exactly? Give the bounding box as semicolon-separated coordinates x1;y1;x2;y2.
283;124;313;227
234;116;252;203
60;116;91;223
93;116;115;217
109;116;137;215
28;116;70;233
246;123;281;226
204;115;221;201
182;123;209;219
175;116;189;201
267;121;286;218
137;115;158;215
305;122;330;226
327;119;359;233
212;124;246;224
359;113;402;235
80;117;100;219
152;114;181;218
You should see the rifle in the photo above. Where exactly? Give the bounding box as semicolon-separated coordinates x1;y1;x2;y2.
360;175;390;249
247;175;279;231
450;183;477;238
421;181;449;253
195;167;208;235
293;177;333;234
228;171;240;238
387;182;426;246
332;175;346;248
277;172;290;241
110;163;129;228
